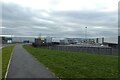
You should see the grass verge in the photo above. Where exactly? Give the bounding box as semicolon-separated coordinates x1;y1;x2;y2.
2;45;15;79
23;45;118;78
0;47;2;79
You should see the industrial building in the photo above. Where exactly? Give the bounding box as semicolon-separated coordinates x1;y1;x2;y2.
1;37;12;44
33;37;61;46
95;37;104;44
60;38;96;45
34;38;46;46
12;37;35;43
46;37;52;43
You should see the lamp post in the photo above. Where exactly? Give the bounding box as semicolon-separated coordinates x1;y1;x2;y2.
39;33;41;38
85;27;87;43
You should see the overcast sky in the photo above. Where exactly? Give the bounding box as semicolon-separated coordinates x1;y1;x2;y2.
0;0;119;39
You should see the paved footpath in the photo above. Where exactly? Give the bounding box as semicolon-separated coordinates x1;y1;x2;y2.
6;44;57;78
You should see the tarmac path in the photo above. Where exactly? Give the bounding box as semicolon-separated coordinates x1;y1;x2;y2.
6;44;57;78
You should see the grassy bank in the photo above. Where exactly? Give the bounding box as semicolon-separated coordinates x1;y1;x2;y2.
23;45;118;78
2;45;15;78
0;48;2;79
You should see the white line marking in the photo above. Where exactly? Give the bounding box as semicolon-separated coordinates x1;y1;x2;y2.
5;47;14;78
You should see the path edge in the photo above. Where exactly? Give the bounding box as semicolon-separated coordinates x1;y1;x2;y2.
5;45;15;79
22;45;59;79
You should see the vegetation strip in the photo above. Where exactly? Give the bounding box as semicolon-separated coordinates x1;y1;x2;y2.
2;45;15;79
23;45;118;78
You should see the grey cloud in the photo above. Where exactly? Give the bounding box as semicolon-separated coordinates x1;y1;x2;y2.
1;3;118;39
2;3;33;21
50;10;118;37
51;10;117;27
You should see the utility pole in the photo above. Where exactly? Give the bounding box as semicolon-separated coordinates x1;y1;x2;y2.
85;27;87;43
39;33;41;38
85;27;87;39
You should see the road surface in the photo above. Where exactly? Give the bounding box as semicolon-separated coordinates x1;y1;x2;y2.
6;44;57;78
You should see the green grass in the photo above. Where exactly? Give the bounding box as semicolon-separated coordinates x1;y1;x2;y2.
23;45;118;78
0;48;2;79
2;45;15;78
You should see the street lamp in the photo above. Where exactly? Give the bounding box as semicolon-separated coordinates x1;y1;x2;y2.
85;27;87;43
85;27;87;39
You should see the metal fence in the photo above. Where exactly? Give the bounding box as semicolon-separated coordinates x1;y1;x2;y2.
43;45;118;55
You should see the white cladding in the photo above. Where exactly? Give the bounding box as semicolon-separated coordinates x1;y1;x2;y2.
46;37;52;43
98;38;103;44
64;38;69;43
95;37;118;44
104;37;118;44
7;40;12;43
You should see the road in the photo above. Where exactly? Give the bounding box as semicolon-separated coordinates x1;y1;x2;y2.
6;44;57;78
